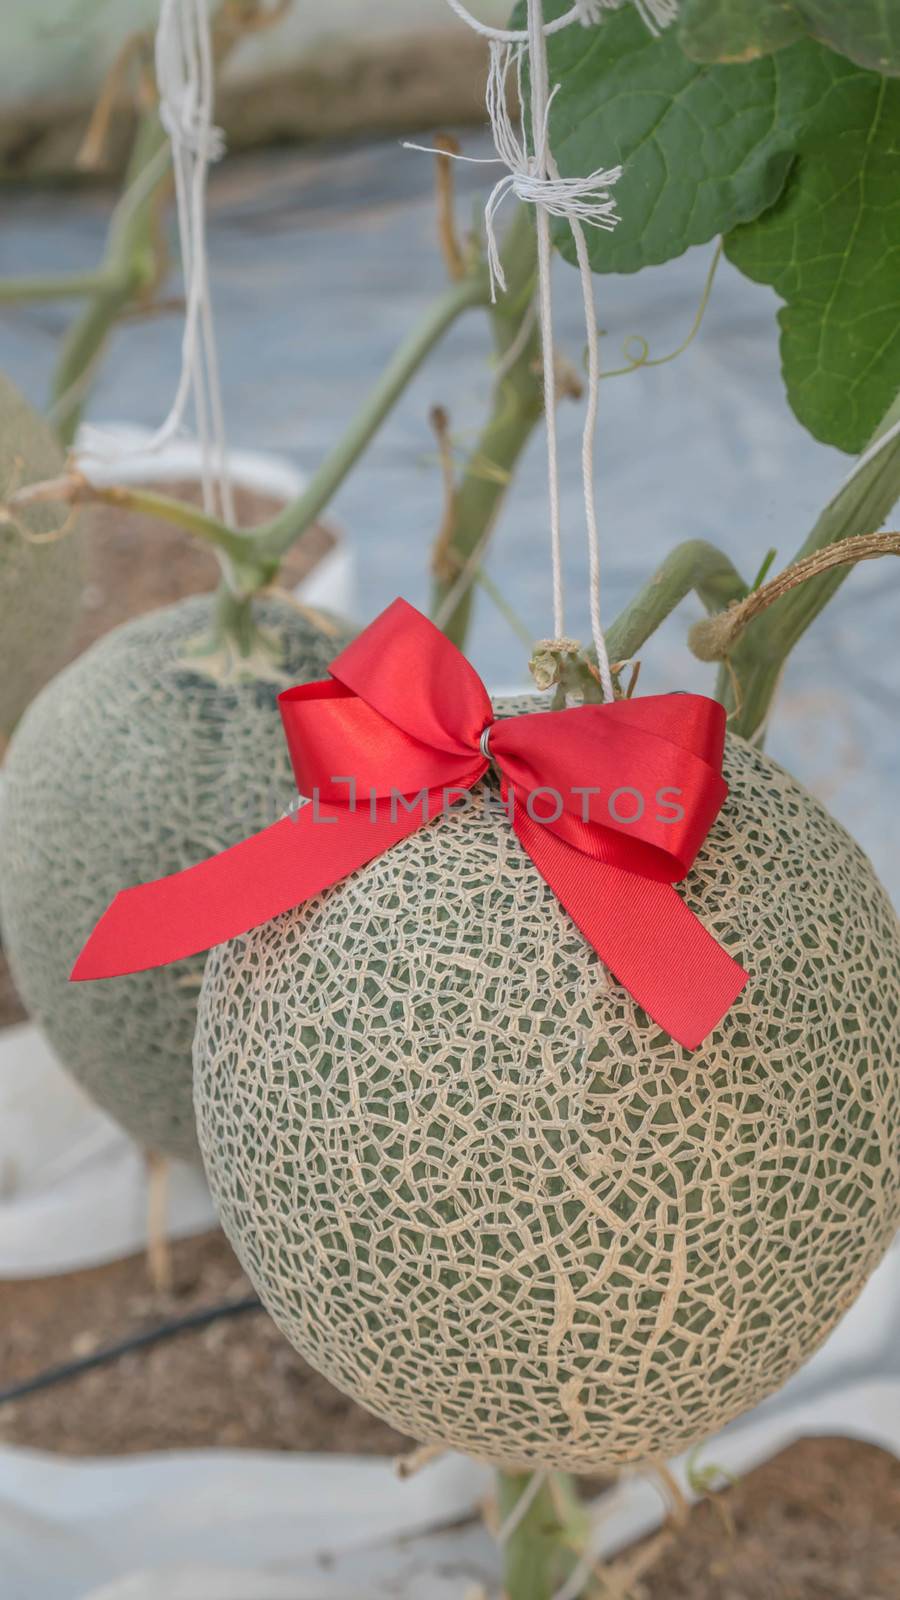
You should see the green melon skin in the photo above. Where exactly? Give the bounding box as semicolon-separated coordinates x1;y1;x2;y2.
0;374;83;740
0;593;354;1161
194;717;900;1474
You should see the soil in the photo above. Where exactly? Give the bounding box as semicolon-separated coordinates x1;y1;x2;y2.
638;1436;900;1600
1;1230;409;1459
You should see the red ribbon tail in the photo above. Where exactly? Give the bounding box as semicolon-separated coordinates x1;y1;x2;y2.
71;800;436;981
515;813;747;1051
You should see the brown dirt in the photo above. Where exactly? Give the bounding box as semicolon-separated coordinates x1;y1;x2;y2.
0;476;333;1030
635;1435;900;1600
1;1229;409;1458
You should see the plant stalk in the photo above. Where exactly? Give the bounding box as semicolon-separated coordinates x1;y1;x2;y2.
8;475;262;575
51;112;172;446
603;538;749;665
430;209;542;649
716;390;900;738
497;1470;588;1600
0;272;117;303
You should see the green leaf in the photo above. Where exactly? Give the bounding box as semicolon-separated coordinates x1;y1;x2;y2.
725;62;900;451
536;3;823;274
678;0;805;63
679;0;900;75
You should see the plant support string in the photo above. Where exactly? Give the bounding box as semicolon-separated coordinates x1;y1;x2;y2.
425;0;622;700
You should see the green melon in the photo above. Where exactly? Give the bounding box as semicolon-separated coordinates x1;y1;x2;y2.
194;709;900;1472
0;593;354;1160
0;373;83;740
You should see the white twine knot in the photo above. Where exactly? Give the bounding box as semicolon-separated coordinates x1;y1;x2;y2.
156;0;226;163
406;43;621;303
412;0;622;703
80;0;233;528
158;96;225;163
483;40;620;300
576;0;681;35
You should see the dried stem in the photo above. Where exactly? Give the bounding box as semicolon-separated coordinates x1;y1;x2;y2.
691;532;900;662
433;134;467;282
430;404;462;580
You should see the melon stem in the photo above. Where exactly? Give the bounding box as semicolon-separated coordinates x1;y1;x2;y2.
497;1469;588;1600
211;581;262;657
429;208;542;650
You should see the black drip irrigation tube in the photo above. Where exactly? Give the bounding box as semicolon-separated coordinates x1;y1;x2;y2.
1;1293;263;1406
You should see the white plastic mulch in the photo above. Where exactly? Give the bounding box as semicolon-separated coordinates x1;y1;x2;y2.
2;1382;900;1600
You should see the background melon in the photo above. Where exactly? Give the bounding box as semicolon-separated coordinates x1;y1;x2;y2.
0;372;83;741
0;593;354;1160
194;712;900;1473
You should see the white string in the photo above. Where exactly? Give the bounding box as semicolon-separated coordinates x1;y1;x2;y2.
527;6;567;642
80;0;234;525
572;216;615;701
442;0;590;41
419;0;620;692
442;0;677;41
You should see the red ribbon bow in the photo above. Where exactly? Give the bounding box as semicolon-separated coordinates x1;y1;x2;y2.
72;598;747;1049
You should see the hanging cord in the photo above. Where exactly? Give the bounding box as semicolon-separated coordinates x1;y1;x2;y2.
414;0;620;696
442;0;676;42
526;11;566;644
80;0;234;526
572;219;615;701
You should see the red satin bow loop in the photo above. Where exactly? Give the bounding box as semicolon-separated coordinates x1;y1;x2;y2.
71;597;747;1050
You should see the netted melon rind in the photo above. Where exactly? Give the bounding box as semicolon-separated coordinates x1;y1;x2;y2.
194;721;900;1471
0;593;354;1160
0;374;83;739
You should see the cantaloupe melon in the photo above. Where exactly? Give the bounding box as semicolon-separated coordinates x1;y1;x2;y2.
0;373;83;740
0;593;354;1160
194;710;900;1472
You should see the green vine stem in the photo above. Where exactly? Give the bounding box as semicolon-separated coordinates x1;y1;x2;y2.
496;1470;588;1600
430;208;542;648
7;474;261;574
0;272;117;303
714;389;900;740
603;538;749;665
50;112;171;446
